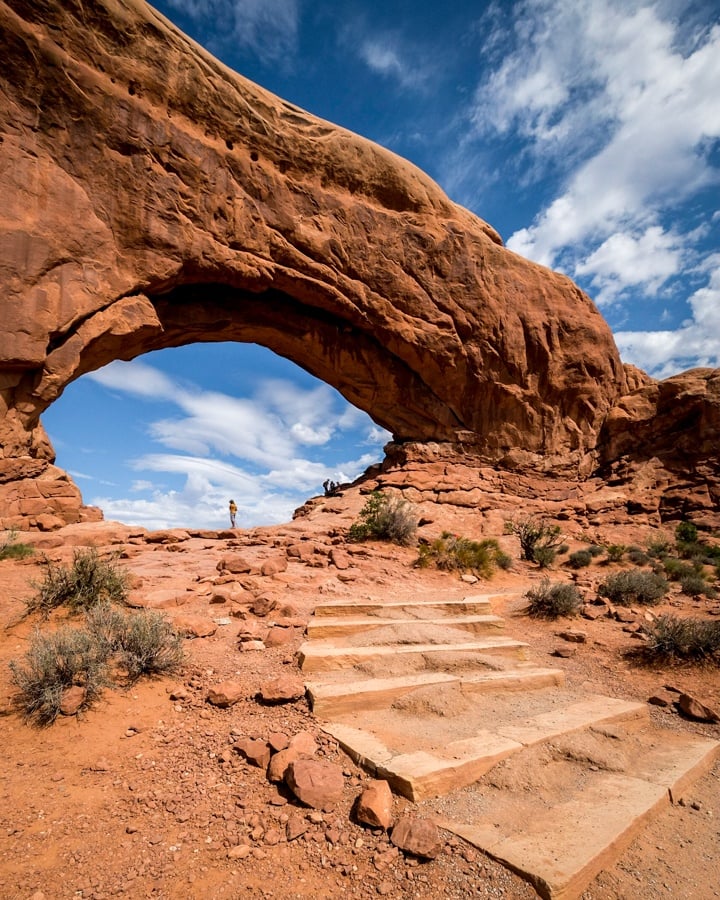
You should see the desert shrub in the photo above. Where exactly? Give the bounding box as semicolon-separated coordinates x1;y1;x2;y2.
417;533;507;578
26;548;128;617
663;557;697;582
587;544;605;558
347;491;417;546
598;569;669;606
507;517;563;566
604;544;626;563
567;549;592;569
86;603;184;682
680;573;717;599
627;546;650;566
647;537;670;559
675;521;698;545
0;528;34;561
9;627;108;725
525;578;582;619
642;615;720;662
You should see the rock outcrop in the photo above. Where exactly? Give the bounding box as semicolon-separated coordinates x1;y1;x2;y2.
0;0;716;529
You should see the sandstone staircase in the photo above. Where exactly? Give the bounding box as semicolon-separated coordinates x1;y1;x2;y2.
298;592;720;900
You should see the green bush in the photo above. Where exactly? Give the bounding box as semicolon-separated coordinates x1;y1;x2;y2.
675;521;698;544
9;627;108;725
598;569;669;606
525;578;582;619
642;615;720;662
347;491;418;546
587;544;605;558
0;528;34;561
567;549;592;569
507;518;563;567
26;548;128;617
416;532;509;578
604;544;626;563
663;557;697;582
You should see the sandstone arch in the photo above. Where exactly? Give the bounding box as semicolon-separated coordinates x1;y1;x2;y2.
4;0;715;531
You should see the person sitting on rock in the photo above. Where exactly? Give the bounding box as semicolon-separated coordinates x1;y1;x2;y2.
228;499;237;527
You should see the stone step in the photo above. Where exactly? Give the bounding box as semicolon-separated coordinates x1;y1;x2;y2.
322;695;648;801
306;613;505;639
310;596;496;617
306;666;565;717
298;636;529;674
434;731;720;900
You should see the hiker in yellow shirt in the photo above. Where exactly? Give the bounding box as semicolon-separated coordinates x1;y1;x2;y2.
228;499;237;528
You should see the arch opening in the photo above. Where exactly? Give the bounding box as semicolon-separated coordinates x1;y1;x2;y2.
42;342;389;530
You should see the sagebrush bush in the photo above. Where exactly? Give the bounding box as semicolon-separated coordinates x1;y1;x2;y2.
85;603;184;682
647;538;670;559
663;557;698;582
525;578;582;619
416;532;509;578
587;544;605;558
507;517;564;567
0;529;34;561
627;546;651;566
642;615;720;662
26;548;128;617
347;491;417;546
680;573;717;599
9;627;108;725
598;569;669;606
567;549;592;569
10;606;184;725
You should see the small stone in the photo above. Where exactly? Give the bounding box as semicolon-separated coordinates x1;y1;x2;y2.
258;674;305;704
268;732;290;752
390;816;441;859
239;640;266;651
355;780;394;830
677;693;720;723
234;737;271;769
59;685;86;716
286;814;308;841
552;646;576;658
251;596;277;617
227;844;252;859
206;681;244;708
558;629;587;643
285;759;344;810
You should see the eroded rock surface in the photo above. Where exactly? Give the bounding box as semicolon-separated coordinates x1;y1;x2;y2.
0;0;716;530
0;0;628;528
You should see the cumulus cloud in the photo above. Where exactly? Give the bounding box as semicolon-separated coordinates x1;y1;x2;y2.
615;264;720;376
463;0;720;375
574;226;685;306
84;359;387;529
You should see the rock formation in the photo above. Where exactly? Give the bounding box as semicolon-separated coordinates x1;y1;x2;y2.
0;0;717;529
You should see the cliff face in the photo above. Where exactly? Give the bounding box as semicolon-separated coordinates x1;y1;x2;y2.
0;0;716;530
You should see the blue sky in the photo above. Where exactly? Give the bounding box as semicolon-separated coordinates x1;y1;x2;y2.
43;0;720;530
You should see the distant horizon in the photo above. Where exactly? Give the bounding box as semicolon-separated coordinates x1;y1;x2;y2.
44;0;720;530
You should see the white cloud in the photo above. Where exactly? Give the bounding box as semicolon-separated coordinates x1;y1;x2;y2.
615;265;720;376
496;1;720;272
85;359;383;529
162;0;300;64
358;38;427;89
574;226;684;305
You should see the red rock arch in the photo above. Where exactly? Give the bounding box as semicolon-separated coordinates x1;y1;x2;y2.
0;0;628;528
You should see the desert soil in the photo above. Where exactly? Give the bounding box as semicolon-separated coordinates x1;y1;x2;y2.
0;506;719;900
